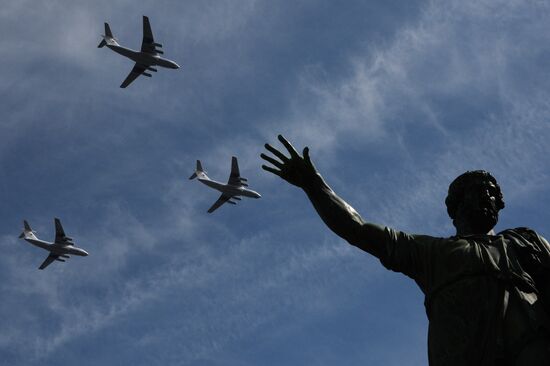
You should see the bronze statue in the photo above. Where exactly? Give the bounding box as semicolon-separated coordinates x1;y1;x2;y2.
261;135;550;366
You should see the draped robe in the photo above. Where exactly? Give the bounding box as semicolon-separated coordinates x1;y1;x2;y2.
374;227;550;365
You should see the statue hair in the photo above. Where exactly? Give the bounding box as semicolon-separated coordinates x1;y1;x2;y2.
445;170;505;220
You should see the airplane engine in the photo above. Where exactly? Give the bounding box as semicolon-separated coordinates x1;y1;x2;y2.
60;254;70;259
147;67;158;72
155;50;164;55
153;42;163;47
55;258;66;262
143;72;152;77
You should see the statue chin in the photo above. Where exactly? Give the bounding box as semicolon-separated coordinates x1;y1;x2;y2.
468;208;498;234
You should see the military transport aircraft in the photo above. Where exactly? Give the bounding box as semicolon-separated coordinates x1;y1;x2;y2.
189;157;261;213
19;219;89;270
98;16;180;88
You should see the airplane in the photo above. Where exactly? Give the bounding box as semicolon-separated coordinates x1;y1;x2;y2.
98;16;180;88
189;156;261;213
18;218;89;270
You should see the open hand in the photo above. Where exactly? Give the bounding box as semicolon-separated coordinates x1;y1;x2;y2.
261;135;318;189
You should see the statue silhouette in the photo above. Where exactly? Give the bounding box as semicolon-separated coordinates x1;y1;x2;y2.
261;135;550;366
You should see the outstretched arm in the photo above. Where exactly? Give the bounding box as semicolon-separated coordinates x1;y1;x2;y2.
261;135;386;257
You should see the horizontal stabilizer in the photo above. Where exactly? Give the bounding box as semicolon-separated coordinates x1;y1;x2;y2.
97;39;107;48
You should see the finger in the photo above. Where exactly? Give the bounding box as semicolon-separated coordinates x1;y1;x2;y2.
303;147;311;163
264;143;289;162
278;134;299;158
303;146;316;170
260;153;284;169
262;165;282;176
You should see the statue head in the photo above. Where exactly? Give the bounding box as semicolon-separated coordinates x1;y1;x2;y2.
445;170;505;234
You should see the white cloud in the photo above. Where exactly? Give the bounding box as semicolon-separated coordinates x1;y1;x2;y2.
264;0;550;234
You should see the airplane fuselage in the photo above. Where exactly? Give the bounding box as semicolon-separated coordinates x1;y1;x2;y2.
198;178;261;199
107;44;179;69
23;238;89;257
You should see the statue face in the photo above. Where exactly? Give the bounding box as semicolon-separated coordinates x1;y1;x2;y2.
455;177;501;233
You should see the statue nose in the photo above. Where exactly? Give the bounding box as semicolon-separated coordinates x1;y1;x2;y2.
480;190;496;206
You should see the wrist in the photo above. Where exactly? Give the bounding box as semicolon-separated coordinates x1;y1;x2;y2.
302;171;329;194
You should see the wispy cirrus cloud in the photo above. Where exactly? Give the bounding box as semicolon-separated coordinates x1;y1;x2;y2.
263;0;550;235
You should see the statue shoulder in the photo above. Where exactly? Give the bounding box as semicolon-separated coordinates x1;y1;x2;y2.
498;227;547;243
499;227;550;267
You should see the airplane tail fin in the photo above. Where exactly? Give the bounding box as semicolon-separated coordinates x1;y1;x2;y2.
19;220;37;240
189;160;204;180
98;23;114;48
104;23;113;38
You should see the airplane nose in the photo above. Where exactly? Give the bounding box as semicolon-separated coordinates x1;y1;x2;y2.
82;250;89;256
172;62;180;69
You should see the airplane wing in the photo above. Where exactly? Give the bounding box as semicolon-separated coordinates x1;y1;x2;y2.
120;63;147;88
227;156;248;187
207;193;235;213
141;16;162;55
54;218;73;244
39;253;59;270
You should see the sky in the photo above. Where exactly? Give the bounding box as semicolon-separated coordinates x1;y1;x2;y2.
1;0;550;365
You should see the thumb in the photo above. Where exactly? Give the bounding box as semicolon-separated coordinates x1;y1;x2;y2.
303;146;311;163
303;146;317;171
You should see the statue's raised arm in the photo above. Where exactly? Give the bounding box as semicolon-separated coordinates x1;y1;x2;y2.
261;135;386;257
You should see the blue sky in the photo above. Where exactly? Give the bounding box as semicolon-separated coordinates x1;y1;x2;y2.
1;0;550;365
